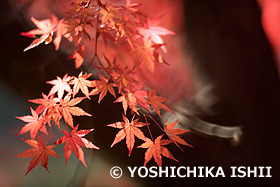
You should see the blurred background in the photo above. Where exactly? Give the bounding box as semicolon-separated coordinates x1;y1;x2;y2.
0;0;280;186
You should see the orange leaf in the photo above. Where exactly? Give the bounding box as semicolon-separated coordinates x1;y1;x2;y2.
53;19;73;51
21;15;59;52
28;93;62;127
54;125;99;167
47;74;72;99
15;137;59;176
131;40;156;73
29;93;59;114
68;45;85;68
110;66;136;93
164;120;192;150
114;92;138;115
137;19;175;53
108;115;147;156
137;134;178;166
131;84;150;112
59;94;91;128
16;107;48;139
89;72;116;103
145;88;173;118
70;72;93;98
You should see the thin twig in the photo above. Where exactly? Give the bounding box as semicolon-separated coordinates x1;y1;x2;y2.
46;121;53;145
131;113;136;121
143;114;154;141
146;114;164;132
87;5;101;70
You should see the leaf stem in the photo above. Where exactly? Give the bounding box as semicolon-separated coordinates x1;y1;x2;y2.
143;114;153;141
146;114;164;132
66;121;70;134
131;113;136;121
46;121;53;145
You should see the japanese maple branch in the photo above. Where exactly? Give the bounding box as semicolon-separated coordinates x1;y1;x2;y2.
87;5;103;70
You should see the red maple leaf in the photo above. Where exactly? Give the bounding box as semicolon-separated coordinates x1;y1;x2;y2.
66;0;98;17
110;66;136;93
114;16;138;46
54;125;99;167
68;45;85;69
145;88;173;118
98;1;139;46
70;71;93;98
53;19;73;51
16;107;48;139
125;0;142;14
164;120;192;150
97;26;115;46
130;84;150;112
44;105;62;128
131;40;165;73
137;19;175;53
63;18;91;46
28;93;59;114
21;14;60;52
47;74;72;99
100;55;119;75
28;93;62;127
15;137;59;176
99;3;120;26
89;72;116;103
114;92;138;115
137;134;178;166
108;115;147;156
59;94;91;128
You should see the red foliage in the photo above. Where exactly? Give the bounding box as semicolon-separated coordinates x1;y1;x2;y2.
108;115;147;156
15;0;192;175
15;137;59;176
54;125;99;167
138;134;178;167
258;0;280;75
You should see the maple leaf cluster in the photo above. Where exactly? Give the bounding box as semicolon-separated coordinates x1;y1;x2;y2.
16;0;192;175
21;0;174;73
16;72;99;175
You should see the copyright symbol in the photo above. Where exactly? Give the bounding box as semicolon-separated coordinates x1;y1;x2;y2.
110;166;122;179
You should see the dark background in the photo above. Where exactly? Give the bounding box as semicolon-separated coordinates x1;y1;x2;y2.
0;0;279;186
